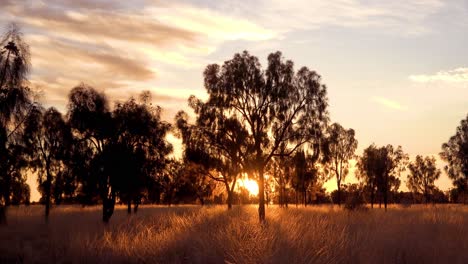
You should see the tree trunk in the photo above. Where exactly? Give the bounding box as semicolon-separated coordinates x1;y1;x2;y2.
102;189;115;223
295;190;298;207
370;188;375;209
227;190;233;210
127;199;132;214
133;199;139;213
284;186;288;208
0;171;10;224
337;182;341;207
258;167;265;222
384;190;388;212
0;206;6;225
45;169;52;222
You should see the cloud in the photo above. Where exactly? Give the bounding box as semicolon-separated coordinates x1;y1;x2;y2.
0;0;452;122
409;68;468;83
371;96;408;111
193;0;445;36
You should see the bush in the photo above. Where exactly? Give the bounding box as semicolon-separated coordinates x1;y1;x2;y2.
344;191;366;211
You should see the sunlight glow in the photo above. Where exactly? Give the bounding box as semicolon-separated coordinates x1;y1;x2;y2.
238;178;259;196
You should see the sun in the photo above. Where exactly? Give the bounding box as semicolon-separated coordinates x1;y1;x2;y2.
239;178;259;196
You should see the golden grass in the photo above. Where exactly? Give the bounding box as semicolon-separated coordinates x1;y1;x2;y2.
0;204;467;263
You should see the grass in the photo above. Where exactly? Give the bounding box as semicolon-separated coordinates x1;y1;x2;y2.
0;204;467;263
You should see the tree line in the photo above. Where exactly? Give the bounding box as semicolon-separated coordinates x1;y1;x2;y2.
1;25;467;223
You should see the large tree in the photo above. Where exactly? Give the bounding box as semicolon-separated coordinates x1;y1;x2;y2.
322;123;358;206
67;84;115;222
197;51;328;221
0;24;32;223
23;107;72;221
440;114;468;204
407;155;441;204
110;95;172;213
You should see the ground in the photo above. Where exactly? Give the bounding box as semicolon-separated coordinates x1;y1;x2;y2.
0;204;467;263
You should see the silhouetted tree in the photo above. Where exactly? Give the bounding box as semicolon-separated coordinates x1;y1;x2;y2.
110;95;171;213
322;123;358;206
0;24;32;223
291;150;318;206
199;51;328;221
357;144;408;210
67;84;114;222
269;148;293;207
23;107;72;221
407;155;441;204
176;107;248;209
440;114;468;204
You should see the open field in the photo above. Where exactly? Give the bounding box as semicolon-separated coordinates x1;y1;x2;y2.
0;205;467;263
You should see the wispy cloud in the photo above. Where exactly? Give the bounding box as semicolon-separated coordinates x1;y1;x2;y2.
371;96;408;111
409;68;468;83
200;0;445;36
0;0;276;119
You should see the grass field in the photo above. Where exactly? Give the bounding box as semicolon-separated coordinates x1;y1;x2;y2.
0;205;467;263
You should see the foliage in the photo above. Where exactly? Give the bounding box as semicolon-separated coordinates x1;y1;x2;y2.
440;114;468;203
357;144;408;210
407;155;441;203
322;123;358;206
198;51;329;220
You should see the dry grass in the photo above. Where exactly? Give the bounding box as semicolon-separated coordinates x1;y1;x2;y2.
0;204;467;263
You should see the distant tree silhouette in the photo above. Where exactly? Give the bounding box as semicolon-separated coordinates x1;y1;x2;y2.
160;159;184;206
407;155;441;204
440;114;468;204
0;24;32;223
269;148;293;207
199;51;328;221
322;123;358;206
291;150;318;206
357;144;408;210
23;107;72;221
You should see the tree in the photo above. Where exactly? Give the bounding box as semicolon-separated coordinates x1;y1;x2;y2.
67;84;114;222
357;144;408;210
407;155;441;204
269;148;293;207
440;114;468;204
0;24;32;223
322;123;358;206
23;107;72;221
176;107;248;210
291;150;318;206
110;95;171;213
198;51;328;221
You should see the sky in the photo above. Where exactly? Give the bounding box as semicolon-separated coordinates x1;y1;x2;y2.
1;0;467;201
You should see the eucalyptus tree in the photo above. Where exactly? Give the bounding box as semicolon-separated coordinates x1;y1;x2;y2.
23;107;72;221
357;144;408;210
67;84;114;222
407;155;441;203
176;106;248;209
440;114;468;204
291;150;317;206
197;51;328;221
269;145;293;207
322;123;358;206
0;24;32;223
110;95;172;213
